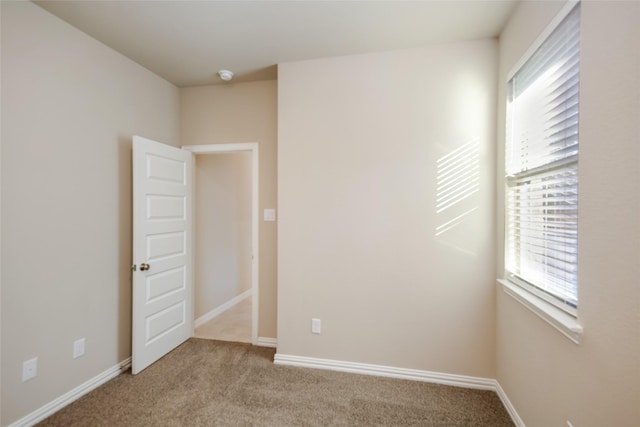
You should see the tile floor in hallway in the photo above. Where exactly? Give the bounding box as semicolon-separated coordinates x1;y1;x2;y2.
194;296;252;343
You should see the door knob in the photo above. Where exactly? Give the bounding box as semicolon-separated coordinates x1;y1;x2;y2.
140;263;151;271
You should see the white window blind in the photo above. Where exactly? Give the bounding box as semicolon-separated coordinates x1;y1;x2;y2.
506;3;580;313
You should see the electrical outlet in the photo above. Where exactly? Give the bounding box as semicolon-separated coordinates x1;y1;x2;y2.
22;357;38;382
311;318;321;334
73;338;85;358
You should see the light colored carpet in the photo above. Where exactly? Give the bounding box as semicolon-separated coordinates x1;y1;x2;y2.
38;339;514;426
194;297;252;343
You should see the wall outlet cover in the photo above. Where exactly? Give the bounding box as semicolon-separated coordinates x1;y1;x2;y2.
73;338;86;358
22;357;38;382
311;318;321;334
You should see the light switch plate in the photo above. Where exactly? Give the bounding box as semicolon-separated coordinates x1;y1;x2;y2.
311;318;321;334
264;209;276;221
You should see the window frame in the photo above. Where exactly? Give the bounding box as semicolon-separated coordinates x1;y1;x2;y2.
502;0;582;329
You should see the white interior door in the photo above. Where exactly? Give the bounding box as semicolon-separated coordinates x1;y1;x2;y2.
132;136;193;374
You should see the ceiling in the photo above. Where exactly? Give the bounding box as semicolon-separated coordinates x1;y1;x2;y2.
34;1;519;87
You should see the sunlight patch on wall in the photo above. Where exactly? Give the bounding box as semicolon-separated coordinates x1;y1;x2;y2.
435;207;478;237
435;138;480;238
436;138;480;214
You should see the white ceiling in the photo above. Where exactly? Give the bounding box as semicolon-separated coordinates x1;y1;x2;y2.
34;1;518;87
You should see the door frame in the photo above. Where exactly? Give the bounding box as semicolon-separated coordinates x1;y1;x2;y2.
183;143;259;345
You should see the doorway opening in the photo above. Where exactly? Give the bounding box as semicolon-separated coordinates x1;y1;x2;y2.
183;143;259;345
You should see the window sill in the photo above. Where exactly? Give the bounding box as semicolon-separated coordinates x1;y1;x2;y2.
497;279;583;344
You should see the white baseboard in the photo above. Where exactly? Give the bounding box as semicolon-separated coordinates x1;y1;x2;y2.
8;357;132;427
255;337;277;348
496;381;525;427
274;353;524;426
274;353;495;390
194;289;252;328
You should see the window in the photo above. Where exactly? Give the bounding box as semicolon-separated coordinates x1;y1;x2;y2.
505;2;580;315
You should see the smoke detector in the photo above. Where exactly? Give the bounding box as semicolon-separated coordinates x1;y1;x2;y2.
218;70;234;81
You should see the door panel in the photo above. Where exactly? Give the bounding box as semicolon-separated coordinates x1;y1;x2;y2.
132;136;193;374
146;266;186;302
147;232;186;261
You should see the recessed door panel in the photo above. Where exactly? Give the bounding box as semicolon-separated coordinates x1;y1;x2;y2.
146;266;186;302
147;195;185;220
145;301;185;344
147;231;185;261
147;153;186;184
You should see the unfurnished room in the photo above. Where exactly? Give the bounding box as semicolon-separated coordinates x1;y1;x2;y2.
1;1;639;426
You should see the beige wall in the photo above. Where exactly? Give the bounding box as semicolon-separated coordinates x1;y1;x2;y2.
277;40;498;377
195;153;252;318
496;1;640;426
180;81;278;338
0;2;180;425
